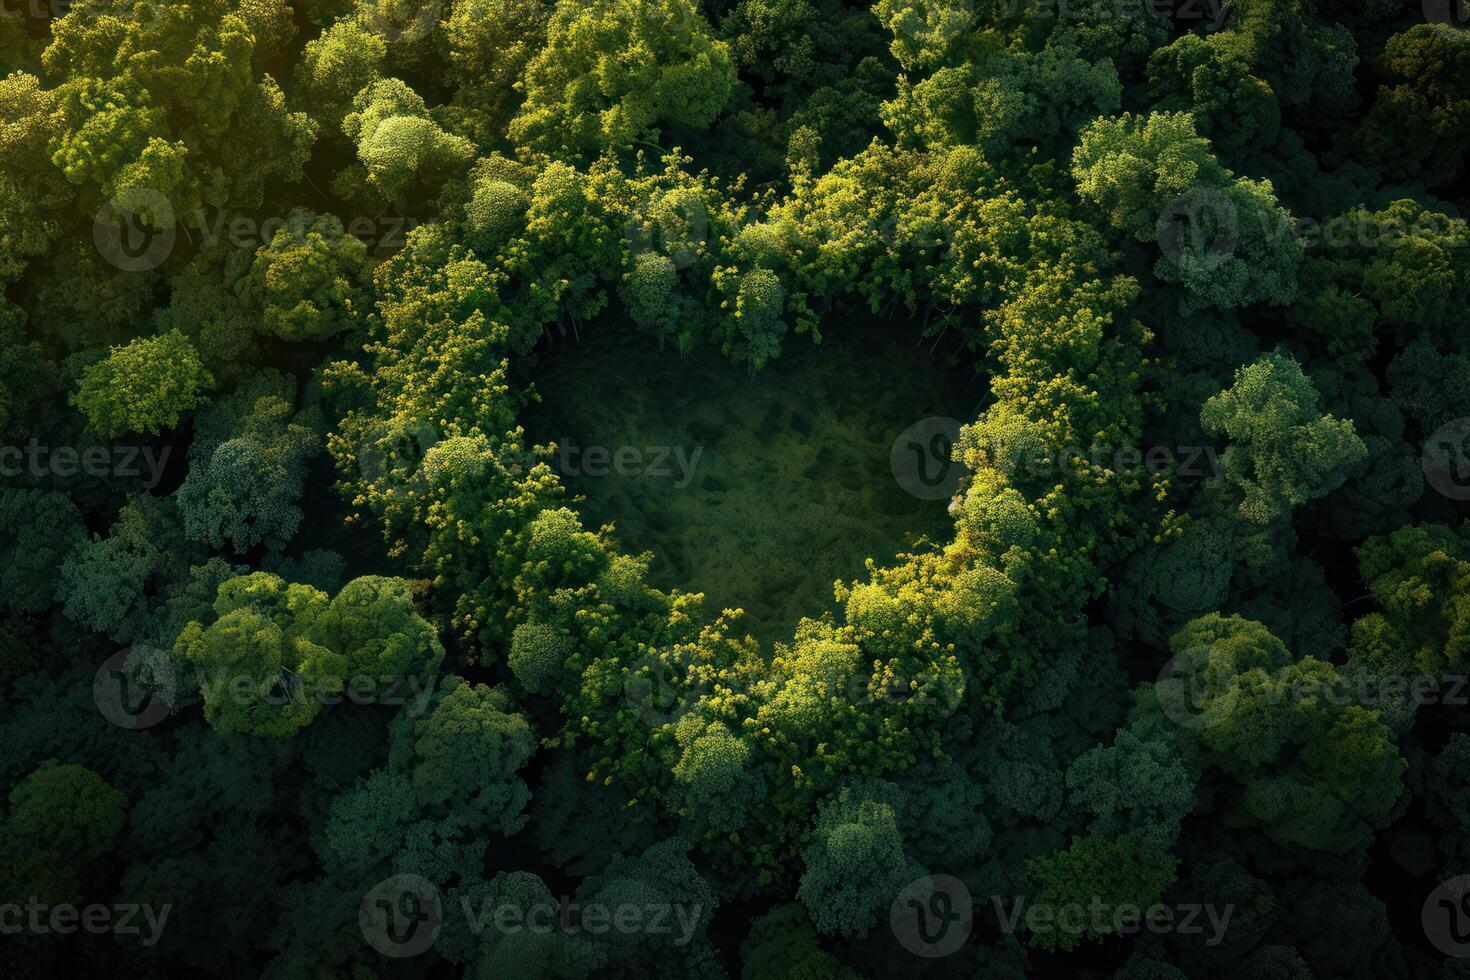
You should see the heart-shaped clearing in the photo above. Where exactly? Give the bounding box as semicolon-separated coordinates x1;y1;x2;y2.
522;312;982;647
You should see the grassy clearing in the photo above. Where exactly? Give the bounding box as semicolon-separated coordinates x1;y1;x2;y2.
522;313;982;647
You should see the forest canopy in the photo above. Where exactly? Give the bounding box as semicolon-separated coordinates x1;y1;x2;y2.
2;0;1469;976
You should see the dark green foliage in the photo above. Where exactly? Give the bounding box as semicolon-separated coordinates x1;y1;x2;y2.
72;330;213;437
0;488;85;614
1;0;1457;974
797;786;913;938
1201;353;1365;524
1019;835;1178;951
0;760;127;905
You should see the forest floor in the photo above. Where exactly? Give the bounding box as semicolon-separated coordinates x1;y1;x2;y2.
522;311;984;649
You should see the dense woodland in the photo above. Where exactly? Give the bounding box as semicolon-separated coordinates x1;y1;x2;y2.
2;0;1470;975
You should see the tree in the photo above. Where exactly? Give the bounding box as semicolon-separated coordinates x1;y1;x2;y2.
1150;614;1406;856
620;252;685;348
731;267;786;373
739;904;852;980
1351;522;1470;677
670;716;761;835
439;871;605;977
173;572;444;737
174;577;334;737
968;41;1122;161
509;0;735;158
575;838;721;975
0;72;64;284
1072;112;1228;243
1207;0;1355;111
1200;352;1365;524
390;676;536;836
797;786;913;938
235;209;370;342
152;257;259;376
308;574;445;684
722;0;889;166
1019;835;1177;951
177;393;320;552
464;173;531;256
508;621;571;693
1291;200;1469;358
1353;25;1470;188
60;494;190;645
0;488;85;615
1147;34;1281;156
1066;729;1195;851
1071;112;1301;310
43;0;313;214
314;768;419;874
1424;734;1470;876
1388;339;1470;435
342;79;474;205
296;20;387;127
72;329;213;437
442;0;548;147
0;760;127;905
872;0;983;72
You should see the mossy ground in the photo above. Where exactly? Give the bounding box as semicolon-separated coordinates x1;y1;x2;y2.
523;313;982;648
